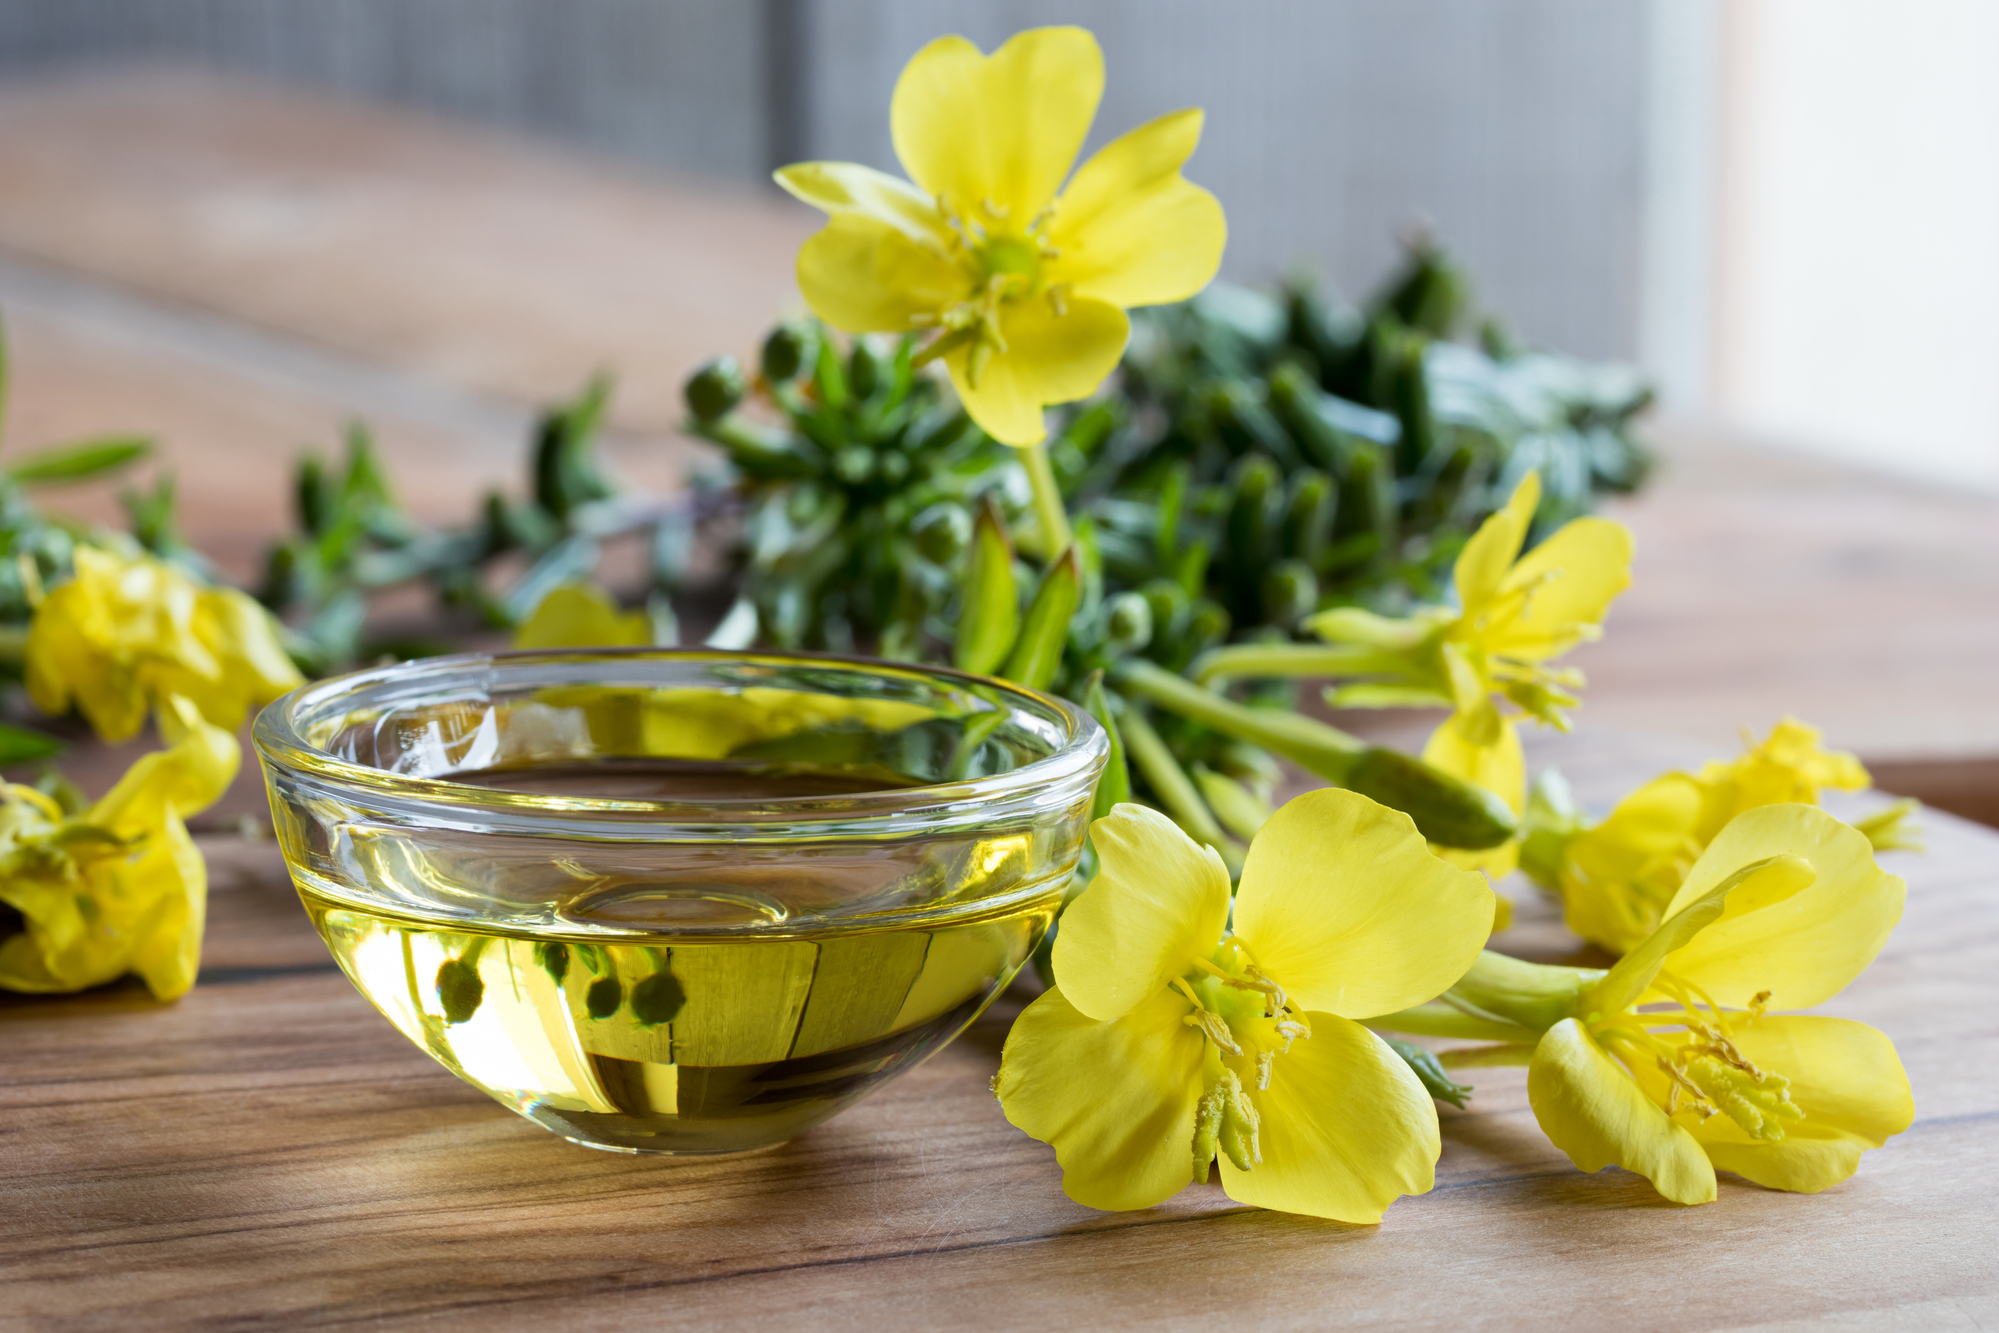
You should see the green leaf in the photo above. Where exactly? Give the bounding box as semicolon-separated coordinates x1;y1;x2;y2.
1080;672;1130;818
1002;544;1081;691
1381;1036;1473;1109
6;436;152;485
953;496;1018;676
0;722;64;764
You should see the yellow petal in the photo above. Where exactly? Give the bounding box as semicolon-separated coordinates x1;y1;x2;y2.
91;695;239;836
514;583;652;650
1423;712;1525;817
1679;1015;1912;1194
1487;517;1634;661
1046;109;1226;308
773;161;952;248
1527;1018;1716;1204
1660;804;1904;1011
1559;771;1706;954
1453;471;1538;614
1230;789;1493;1018
796;214;968;334
119;810;207;1001
995;984;1205;1211
1217;1015;1438;1223
945;295;1128;446
1053;803;1230;1022
890;28;1102;220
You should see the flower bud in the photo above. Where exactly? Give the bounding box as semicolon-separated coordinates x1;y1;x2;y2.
1261;559;1318;628
761;321;816;383
910;501;973;565
685;356;748;423
1103;591;1153;653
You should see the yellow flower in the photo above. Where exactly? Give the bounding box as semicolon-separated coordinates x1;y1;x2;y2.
1542;718;1891;954
775;26;1226;446
1526;804;1911;1203
995;790;1493;1221
1305;471;1633;864
514;583;652;650
0;695;238;1000
27;546;303;743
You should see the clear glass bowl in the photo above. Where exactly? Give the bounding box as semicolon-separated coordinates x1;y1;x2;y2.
254;649;1106;1155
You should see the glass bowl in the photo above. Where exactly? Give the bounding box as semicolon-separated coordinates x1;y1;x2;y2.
254;648;1106;1155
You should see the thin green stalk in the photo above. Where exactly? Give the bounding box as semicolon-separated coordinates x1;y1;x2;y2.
1366;1000;1542;1045
1021;440;1072;558
1118;703;1244;872
1192;642;1406;686
1114;658;1364;779
1437;1043;1537;1069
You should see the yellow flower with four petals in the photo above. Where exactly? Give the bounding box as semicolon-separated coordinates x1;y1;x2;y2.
776;26;1226;445
996;790;1493;1221
1525;804;1911;1203
26;545;302;744
1306;471;1633;867
0;695;238;1000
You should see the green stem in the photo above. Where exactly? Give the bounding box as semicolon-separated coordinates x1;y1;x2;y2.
0;624;25;667
1021;441;1072;559
1117;703;1244;873
1113;658;1364;780
1191;642;1407;686
1437;1043;1538;1069
1366;1001;1542;1044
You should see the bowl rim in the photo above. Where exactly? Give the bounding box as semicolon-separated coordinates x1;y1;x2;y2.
252;646;1107;829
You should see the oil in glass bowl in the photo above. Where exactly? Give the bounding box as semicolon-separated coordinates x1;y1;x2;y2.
257;653;1105;1156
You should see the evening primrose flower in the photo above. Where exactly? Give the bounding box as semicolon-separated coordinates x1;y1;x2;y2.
1526;804;1910;1203
1305;471;1632;863
514;583;653;650
1531;719;1905;954
27;545;302;744
996;790;1493;1221
0;695;238;1000
775;26;1226;446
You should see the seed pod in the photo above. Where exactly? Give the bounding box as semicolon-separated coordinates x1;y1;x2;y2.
1369;322;1435;476
684;355;747;423
1261;559;1318;629
1280;468;1335;565
910;501;973;566
761;320;816;383
1224;455;1281;591
1102;591;1153;654
1207;381;1298;468
1340;746;1518;850
954;496;1018;676
1002;544;1082;690
1329;443;1397;572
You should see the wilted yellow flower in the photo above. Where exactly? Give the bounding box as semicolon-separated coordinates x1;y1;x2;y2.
1525;804;1911;1203
27;546;302;743
775;26;1226;446
0;695;238;1000
514;583;652;650
1533;718;1899;954
1305;471;1633;867
996;791;1492;1221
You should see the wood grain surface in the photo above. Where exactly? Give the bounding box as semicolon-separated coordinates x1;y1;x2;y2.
2;734;1993;1332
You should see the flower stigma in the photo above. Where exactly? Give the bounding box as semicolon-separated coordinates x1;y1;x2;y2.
912;195;1069;388
1176;936;1312;1178
1596;975;1804;1142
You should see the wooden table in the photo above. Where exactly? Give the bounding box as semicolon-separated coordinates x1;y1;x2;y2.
4;734;1994;1331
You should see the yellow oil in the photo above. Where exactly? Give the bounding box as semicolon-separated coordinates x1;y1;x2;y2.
300;885;1051;1155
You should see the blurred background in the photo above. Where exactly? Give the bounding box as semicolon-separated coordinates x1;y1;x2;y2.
0;0;1991;813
